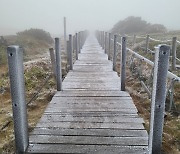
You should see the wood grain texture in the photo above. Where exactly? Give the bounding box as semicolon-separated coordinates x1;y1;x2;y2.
27;35;148;153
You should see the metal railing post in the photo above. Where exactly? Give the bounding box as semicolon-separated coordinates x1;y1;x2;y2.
73;35;75;55
100;31;102;47
55;38;62;91
97;31;100;44
68;34;73;70
113;35;117;71
80;32;82;50
105;32;107;54
7;46;29;153
75;33;78;60
108;33;111;60
83;31;86;47
101;31;103;48
145;34;150;53
49;48;56;79
81;31;83;49
133;34;136;46
78;32;81;53
172;37;177;71
148;45;170;154
63;17;67;55
121;37;127;91
102;31;105;49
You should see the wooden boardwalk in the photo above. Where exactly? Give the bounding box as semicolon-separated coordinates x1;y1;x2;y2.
27;35;148;153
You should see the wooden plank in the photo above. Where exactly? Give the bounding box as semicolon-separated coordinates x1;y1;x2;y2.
36;121;144;129
72;67;113;72
67;71;118;75
39;115;144;123
46;105;137;110
51;97;132;101
29;135;148;146
46;98;137;109
47;103;137;109
44;108;138;113
63;79;120;83
43;112;139;117
62;84;121;90
50;96;132;100
65;74;119;78
54;91;130;97
27;35;148;153
30;128;148;137
78;54;108;59
62;82;121;87
27;144;148;154
75;61;112;65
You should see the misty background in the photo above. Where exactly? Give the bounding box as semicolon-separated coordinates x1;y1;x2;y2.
0;0;180;36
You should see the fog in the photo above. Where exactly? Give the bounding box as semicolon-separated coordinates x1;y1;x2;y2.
0;0;180;36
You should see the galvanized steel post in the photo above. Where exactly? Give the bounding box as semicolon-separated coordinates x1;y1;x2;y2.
75;33;78;60
108;33;111;60
63;17;67;55
7;46;29;153
73;35;75;54
105;32;107;54
133;34;136;46
79;32;82;50
172;37;177;71
49;48;56;79
148;45;170;154
100;31;102;47
97;31;100;44
145;34;150;53
121;37;127;91
102;31;105;49
55;38;62;91
101;31;103;48
78;32;81;53
68;35;73;70
113;35;117;71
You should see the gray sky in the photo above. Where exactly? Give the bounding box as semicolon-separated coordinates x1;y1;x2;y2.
0;0;180;36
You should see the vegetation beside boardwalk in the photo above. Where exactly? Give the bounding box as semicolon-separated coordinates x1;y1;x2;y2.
0;28;53;64
0;22;180;153
0;29;55;153
111;17;180;153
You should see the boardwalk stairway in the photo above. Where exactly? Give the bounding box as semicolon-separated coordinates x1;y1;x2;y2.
27;35;148;153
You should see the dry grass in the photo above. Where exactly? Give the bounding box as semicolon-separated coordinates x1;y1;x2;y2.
116;59;180;154
0;60;56;153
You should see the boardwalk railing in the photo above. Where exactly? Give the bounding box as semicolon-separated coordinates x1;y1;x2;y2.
96;31;180;109
6;28;178;154
7;30;88;153
127;34;180;71
96;30;179;154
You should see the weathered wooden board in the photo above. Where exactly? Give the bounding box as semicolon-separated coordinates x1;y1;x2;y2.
62;83;121;90
43;112;139;117
29;135;148;145
67;71;118;75
62;82;121;87
30;128;148;137
44;108;138;113
72;66;113;72
45;98;137;109
54;91;130;97
36;121;144;129
63;79;120;83
27;35;148;153
78;54;108;59
27;144;147;154
39;115;144;123
75;60;112;65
